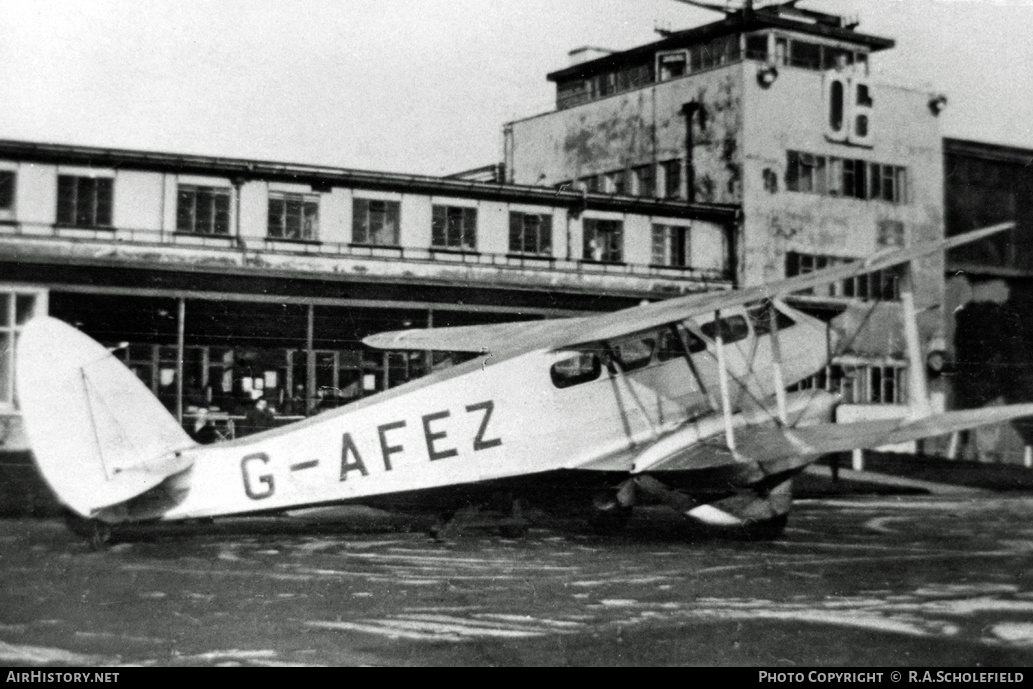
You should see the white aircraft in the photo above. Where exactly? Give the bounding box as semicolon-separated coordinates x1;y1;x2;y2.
17;222;1033;548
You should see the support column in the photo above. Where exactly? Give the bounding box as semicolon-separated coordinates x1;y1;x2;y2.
176;297;185;424
425;308;434;375
306;304;315;413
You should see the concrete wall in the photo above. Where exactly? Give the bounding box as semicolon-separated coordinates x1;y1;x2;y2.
507;63;745;205
740;63;944;304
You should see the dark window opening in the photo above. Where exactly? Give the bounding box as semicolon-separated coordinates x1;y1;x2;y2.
58;175;113;228
550;350;603;389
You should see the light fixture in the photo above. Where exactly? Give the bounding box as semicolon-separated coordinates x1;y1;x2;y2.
928;94;948;116
757;64;778;88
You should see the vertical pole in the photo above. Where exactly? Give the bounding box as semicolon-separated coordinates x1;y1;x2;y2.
306;304;315;413
425;308;434;375
714;310;736;452
381;351;389;392
769;303;789;426
901;264;932;418
176;298;185;424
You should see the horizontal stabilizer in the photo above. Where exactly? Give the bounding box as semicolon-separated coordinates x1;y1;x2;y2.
17;317;195;517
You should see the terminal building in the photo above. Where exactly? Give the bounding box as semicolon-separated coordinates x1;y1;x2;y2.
1;3;1029;511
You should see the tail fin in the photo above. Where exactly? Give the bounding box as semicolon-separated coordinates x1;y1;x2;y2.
16;317;194;517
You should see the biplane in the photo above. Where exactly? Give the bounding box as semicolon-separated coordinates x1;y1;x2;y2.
16;222;1033;547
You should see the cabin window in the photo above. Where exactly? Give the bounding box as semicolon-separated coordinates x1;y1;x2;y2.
353;198;400;246
177;184;230;235
57;175;113;228
268;192;319;240
550;350;603;389
609;336;656;372
583;218;623;263
509;211;552;255
747;301;796;336
431;205;477;250
700;315;749;345
657;327;691;361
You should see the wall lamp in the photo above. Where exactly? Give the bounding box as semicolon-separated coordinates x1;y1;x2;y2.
928;94;948;116
757;64;779;88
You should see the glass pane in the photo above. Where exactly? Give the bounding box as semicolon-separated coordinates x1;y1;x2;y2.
0;170;13;209
15;294;35;325
57;176;76;224
0;293;9;327
0;331;10;403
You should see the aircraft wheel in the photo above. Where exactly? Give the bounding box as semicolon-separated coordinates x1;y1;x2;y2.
740;513;788;541
62;509;112;550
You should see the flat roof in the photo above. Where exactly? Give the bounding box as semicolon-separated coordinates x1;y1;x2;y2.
0;139;737;223
547;11;894;83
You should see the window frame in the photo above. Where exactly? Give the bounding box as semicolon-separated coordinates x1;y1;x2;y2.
268;191;320;241
176;184;232;236
56;175;114;229
508;211;553;256
582;218;624;264
352;197;401;246
431;204;478;251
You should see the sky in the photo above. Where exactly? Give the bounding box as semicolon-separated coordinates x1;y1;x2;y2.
0;0;1030;176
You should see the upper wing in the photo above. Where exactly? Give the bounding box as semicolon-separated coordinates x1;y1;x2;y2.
363;317;589;353
364;222;1013;356
552;222;1013;350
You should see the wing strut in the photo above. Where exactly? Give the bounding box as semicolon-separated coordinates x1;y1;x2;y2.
769;301;790;426
900;263;932;419
606;349;661;441
713;309;737;452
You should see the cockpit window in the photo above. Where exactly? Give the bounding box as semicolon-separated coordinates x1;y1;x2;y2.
700;315;749;344
609;337;655;372
550;350;603;388
748;301;796;336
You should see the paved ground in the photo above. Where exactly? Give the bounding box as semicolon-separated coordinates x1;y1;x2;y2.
3;494;1033;667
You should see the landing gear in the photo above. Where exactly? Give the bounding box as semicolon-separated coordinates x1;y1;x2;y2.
62;509;112;551
587;482;636;533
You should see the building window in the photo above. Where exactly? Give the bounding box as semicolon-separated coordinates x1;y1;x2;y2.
432;205;477;250
657;51;687;81
786;251;901;301
786;150;906;203
652;224;691;268
177;185;230;235
633;165;655;198
509;212;552;256
268;192;319;240
661;159;682;199
583;218;623;263
352;198;400;245
0;171;14;212
606;170;627;196
57;175;112;228
0;290;42;407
